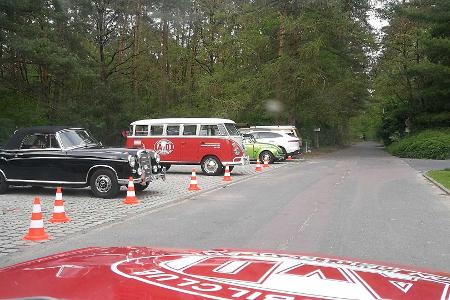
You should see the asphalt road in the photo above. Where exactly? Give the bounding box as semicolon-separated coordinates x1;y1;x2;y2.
3;142;450;272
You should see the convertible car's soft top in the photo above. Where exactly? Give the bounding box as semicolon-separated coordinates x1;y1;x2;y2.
0;247;449;299
3;126;77;150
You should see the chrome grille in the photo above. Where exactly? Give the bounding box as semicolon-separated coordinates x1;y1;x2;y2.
137;150;152;174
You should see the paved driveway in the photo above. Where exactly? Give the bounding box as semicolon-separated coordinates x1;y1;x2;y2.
0;163;289;261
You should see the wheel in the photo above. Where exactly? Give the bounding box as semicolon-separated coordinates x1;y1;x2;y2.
89;169;120;198
279;146;288;159
161;163;171;171
201;156;223;176
135;181;150;192
0;172;8;194
259;150;275;164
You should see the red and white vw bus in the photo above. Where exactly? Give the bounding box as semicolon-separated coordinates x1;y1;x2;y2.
126;118;249;175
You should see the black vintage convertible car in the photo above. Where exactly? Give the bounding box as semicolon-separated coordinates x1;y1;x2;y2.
0;126;165;198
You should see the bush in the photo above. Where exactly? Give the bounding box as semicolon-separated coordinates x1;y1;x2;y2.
387;129;450;160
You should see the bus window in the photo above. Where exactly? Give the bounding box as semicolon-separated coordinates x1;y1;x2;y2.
224;123;239;136
150;125;164;136
183;125;197;136
135;125;149;136
166;125;180;136
199;125;225;136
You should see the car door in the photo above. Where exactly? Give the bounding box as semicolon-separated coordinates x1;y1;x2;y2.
162;124;181;162
180;124;199;163
7;133;64;182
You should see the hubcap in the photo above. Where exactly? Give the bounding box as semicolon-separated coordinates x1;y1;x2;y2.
262;153;271;162
95;175;112;193
204;158;218;173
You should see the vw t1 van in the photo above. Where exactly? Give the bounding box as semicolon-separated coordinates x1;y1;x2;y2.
126;118;249;175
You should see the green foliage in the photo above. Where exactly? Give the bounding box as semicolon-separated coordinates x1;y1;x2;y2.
0;0;373;146
387;129;450;159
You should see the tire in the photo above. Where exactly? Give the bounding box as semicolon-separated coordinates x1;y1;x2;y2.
135;181;150;192
201;156;223;176
89;169;120;198
259;150;275;164
0;172;8;194
161;163;171;171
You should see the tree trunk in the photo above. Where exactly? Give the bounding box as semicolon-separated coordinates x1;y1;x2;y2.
160;19;170;112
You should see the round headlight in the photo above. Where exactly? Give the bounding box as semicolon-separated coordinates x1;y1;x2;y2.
128;155;136;168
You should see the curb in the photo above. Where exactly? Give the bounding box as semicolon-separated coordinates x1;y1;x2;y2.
423;173;450;195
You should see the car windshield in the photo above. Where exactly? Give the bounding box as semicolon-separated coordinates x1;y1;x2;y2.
224;123;240;136
243;134;257;143
58;130;99;149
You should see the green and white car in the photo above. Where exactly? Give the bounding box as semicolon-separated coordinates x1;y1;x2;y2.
243;134;285;164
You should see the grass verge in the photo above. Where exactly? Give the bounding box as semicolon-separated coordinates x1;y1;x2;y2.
426;169;450;190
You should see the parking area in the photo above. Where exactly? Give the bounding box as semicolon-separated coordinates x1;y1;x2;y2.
0;161;298;261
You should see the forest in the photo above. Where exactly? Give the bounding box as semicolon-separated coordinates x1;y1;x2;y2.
0;0;449;149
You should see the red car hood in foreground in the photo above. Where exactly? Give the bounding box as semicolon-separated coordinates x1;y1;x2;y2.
1;247;449;299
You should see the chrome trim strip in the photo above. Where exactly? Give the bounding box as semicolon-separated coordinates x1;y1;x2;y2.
6;157;126;162
0;169;6;179
6;179;85;184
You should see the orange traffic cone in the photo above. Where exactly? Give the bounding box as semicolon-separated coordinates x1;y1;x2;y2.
24;197;49;241
223;164;232;182
123;177;139;204
263;157;270;168
49;187;70;223
255;159;262;172
188;168;201;191
287;155;293;160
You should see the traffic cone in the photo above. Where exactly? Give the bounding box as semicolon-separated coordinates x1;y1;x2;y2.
24;197;49;241
188;168;201;191
263;157;270;168
255;159;262;172
287;155;293;160
223;164;232;182
123;177;139;204
49;187;70;223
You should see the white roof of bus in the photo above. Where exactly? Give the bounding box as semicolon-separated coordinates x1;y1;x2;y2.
131;118;236;125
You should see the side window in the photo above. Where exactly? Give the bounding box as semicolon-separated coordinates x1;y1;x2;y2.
166;125;180;136
183;125;197;136
258;132;278;138
199;125;225;136
49;134;60;148
20;134;58;149
135;125;149;136
268;132;282;138
150;125;164;136
20;134;39;149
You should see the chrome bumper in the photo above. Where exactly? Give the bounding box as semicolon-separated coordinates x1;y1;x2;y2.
223;155;250;166
118;167;166;185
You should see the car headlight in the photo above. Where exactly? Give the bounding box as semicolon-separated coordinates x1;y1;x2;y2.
128;155;136;168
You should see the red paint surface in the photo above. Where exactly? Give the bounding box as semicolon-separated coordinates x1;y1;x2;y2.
127;136;242;164
1;247;449;299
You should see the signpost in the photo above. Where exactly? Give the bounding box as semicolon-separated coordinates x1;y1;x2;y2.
314;127;320;148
